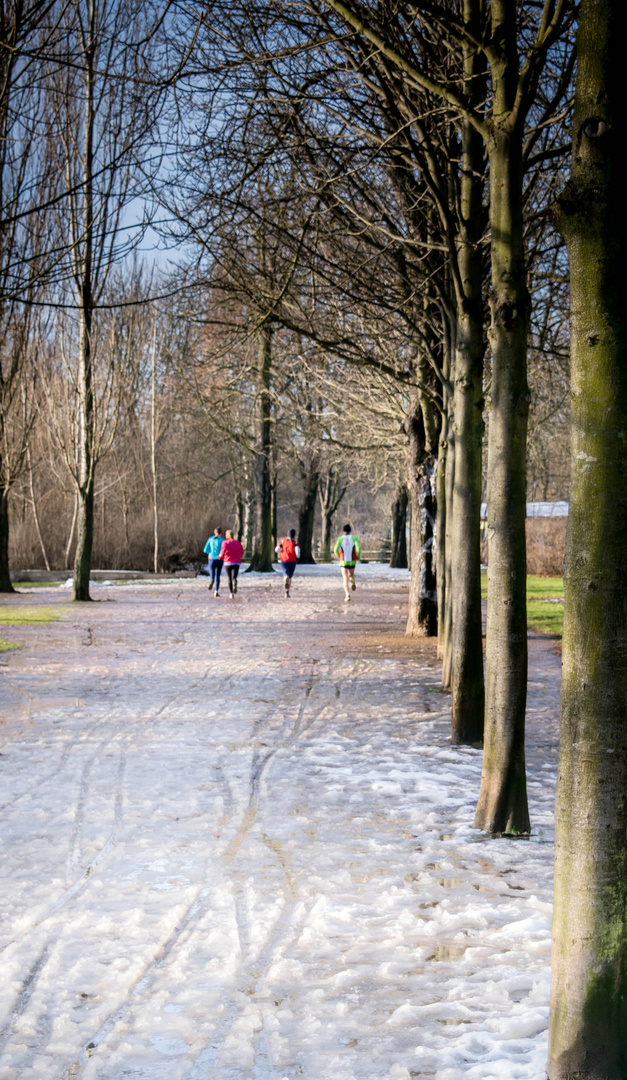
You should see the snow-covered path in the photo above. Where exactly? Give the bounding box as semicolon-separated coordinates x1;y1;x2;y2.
0;568;560;1080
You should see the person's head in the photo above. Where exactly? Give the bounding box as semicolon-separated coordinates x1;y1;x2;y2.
225;529;233;539
214;527;222;536
288;529;296;539
343;523;352;534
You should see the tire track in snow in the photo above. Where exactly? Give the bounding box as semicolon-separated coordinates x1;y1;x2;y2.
54;667;330;1079
0;741;127;964
180;671;342;1080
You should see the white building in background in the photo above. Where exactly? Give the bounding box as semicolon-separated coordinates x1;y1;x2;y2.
480;501;569;519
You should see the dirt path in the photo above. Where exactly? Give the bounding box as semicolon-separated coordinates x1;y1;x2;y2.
0;568;560;1080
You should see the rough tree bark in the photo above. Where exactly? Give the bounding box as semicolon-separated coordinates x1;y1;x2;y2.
0;488;13;592
389;478;408;568
450;16;486;743
406;367;438;637
234;490;244;542
247;326;274;572
548;0;627;1073
435;397;448;660
72;2;95;603
72;282;95;601
474;1;530;833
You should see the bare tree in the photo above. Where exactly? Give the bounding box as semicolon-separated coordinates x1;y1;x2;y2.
46;0;166;599
548;0;627;1072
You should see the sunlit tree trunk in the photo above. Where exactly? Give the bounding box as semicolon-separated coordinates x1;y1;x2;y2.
548;0;627;1073
73;302;95;600
475;1;530;832
27;445;50;571
450;29;486;742
390;478;408;568
72;3;95;602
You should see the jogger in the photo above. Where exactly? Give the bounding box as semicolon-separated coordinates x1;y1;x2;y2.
276;529;301;597
333;524;361;602
203;527;225;596
219;531;244;599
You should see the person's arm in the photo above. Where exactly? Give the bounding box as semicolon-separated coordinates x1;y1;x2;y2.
333;536;342;557
203;539;211;555
295;544;301;559
218;541;226;560
354;537;361;560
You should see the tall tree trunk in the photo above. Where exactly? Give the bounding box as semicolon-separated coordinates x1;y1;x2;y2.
73;305;95;601
73;479;94;600
0;486;14;592
406;374;438;636
297;461;319;563
449;22;486;742
271;467;277;555
150;321;159;574
435;398;448;660
450;306;484;744
319;503;332;561
243;482;254;557
73;8;95;603
390;478;408;568
247;327;273;572
475;2;530;832
548;1;627;1073
318;467;345;561
441;418;455;686
27;447;50;571
234;490;244;542
64;491;78;569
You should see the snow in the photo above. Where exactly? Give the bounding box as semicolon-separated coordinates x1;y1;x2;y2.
0;567;560;1079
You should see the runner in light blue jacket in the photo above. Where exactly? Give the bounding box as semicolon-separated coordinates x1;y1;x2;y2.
204;528;226;596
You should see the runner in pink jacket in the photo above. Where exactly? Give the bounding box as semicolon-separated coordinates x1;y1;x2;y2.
219;531;244;598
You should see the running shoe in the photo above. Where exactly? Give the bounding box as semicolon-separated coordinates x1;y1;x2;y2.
215;590;219;597
233;581;238;594
350;577;356;591
344;595;351;602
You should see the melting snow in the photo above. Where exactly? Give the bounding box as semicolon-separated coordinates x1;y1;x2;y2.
0;567;560;1079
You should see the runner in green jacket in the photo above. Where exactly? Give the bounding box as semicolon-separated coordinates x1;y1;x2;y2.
333;524;361;602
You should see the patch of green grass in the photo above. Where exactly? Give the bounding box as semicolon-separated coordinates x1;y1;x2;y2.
15;580;62;588
526;599;563;637
526;575;564;600
0;606;64;625
481;572;564;636
0;637;19;652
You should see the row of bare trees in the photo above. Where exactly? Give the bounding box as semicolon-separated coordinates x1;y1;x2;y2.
3;0;623;1067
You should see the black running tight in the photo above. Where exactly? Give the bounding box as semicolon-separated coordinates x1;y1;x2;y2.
226;564;240;592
